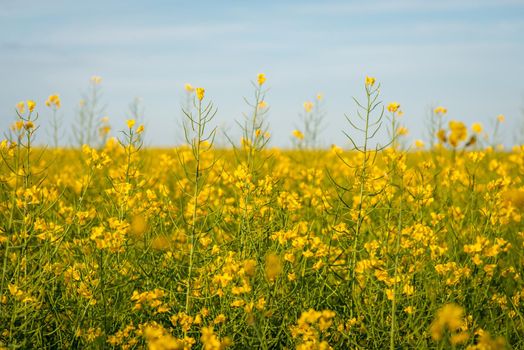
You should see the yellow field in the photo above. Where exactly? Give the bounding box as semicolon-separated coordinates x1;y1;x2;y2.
1;78;523;349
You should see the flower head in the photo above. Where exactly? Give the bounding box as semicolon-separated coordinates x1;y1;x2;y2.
127;119;136;129
257;73;266;86
365;76;376;87
303;101;314;113
184;83;195;92
434;106;448;115
292;130;304;140
45;94;61;109
90;76;102;84
471;122;483;134
396;126;408;136
16;101;25;114
196;88;205;101
497;114;505;122
258;100;267;109
387;102;400;113
27;100;36;113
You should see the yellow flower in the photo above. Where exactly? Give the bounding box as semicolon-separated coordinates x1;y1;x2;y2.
316;93;323;101
136;125;144;134
387;102;400;113
430;304;465;341
16;101;25;114
196;87;205;101
434;106;448;115
471;122;483;134
13;120;24;131
27;100;36;112
414;139;425;149
448;120;467;147
396;126;408;136
264;252;282;282
184;83;195;92
45;94;61;109
497;114;505;122
258;100;267;109
437;129;447;143
292;130;304;140
365;76;376;86
404;306;414;314
257;73;266;86
24;121;35;130
90;76;102;84
303;101;314;113
127;119;136;129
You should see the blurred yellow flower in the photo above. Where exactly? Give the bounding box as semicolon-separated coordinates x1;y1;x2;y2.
127;119;136;129
497;114;505;122
136;125;144;134
448;120;467;147
24;121;35;130
365;76;376;86
303;101;314;113
434;106;447;115
196;87;205;101
292;130;304;140
13;120;24;131
430;304;467;342
471;122;483;134
16;101;25;114
90;76;102;84
387;102;400;113
184;83;195;92
437;129;447;143
257;73;266;86
45;94;61;109
396;126;408;136
258;100;267;109
27;100;36;112
316;93;323;101
414;139;425;149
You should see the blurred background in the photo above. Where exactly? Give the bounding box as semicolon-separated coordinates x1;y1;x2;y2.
1;0;523;147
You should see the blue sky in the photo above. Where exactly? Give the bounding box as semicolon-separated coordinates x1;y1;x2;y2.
1;0;523;147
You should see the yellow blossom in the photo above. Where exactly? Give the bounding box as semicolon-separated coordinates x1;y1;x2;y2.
45;94;61;109
387;102;400;113
127;119;136;129
184;83;195;92
415;139;425;148
365;76;376;86
16;101;25;114
27;100;36;112
258;100;267;109
434;106;448;115
303;101;314;113
257;73;266;86
292;130;304;140
91;76;102;84
471;122;483;133
196;87;205;101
